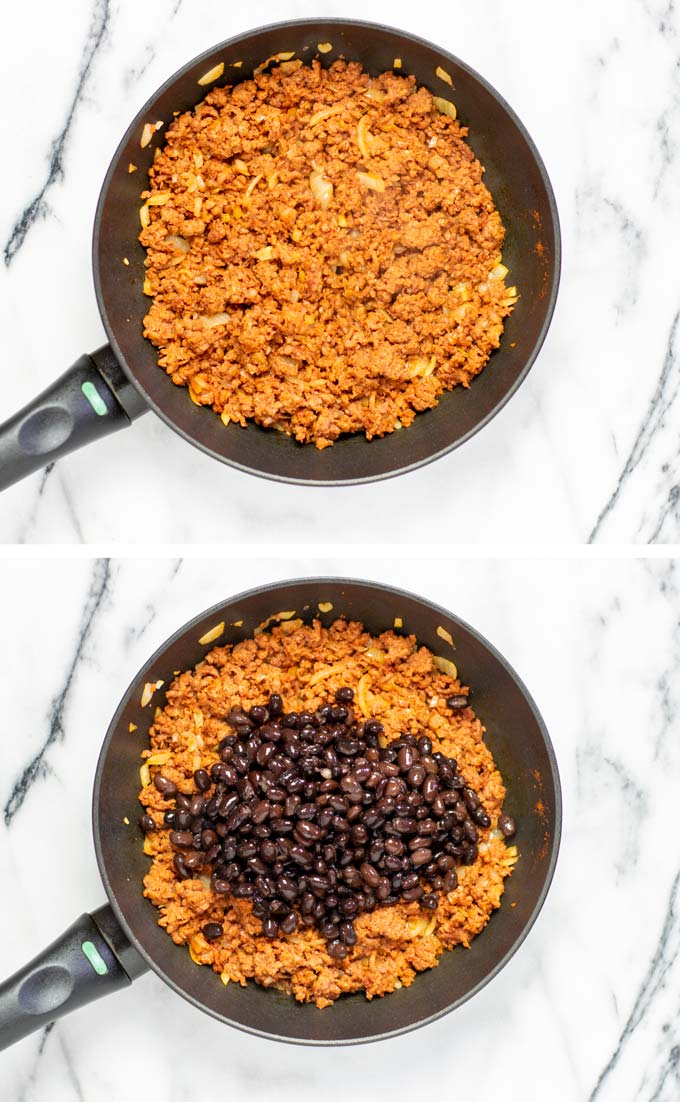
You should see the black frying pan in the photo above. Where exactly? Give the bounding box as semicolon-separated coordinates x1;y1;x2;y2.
0;19;560;492
0;578;561;1049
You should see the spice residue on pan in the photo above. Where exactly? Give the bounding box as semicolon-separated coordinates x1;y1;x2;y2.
139;60;517;449
138;618;518;1008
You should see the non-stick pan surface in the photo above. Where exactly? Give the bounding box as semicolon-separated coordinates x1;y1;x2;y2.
98;579;560;1044
0;580;560;1049
0;20;560;490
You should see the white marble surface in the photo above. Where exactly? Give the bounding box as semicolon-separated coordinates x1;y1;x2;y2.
1;0;679;543
0;555;678;1099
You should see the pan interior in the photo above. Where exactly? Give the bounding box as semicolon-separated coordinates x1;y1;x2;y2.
94;579;560;1044
93;19;559;485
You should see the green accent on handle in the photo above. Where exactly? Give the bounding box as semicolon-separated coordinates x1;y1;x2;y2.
81;941;108;975
81;381;108;416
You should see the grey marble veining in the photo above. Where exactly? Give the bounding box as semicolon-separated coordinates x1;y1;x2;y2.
1;0;680;542
0;556;678;1099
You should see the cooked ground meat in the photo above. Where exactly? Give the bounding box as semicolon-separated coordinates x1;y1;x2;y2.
139;59;517;449
139;618;517;1008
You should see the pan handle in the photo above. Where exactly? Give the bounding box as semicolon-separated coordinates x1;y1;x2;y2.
0;904;148;1051
0;344;148;492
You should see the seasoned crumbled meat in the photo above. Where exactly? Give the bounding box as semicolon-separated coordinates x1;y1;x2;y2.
140;61;515;448
139;619;516;1008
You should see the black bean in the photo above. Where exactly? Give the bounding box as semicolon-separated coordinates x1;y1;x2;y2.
328;939;348;960
407;765;426;789
189;795;205;817
279;912;298;934
256;744;276;767
226;806;250;832
422;775;439;803
251;799;271;824
231;754;249;775
461;844;478;866
376;877;391;900
407;846;429;863
139;814;156;832
336;738;359;756
162;688;491;949
407;835;430;851
268;693;283;717
398;746;414;772
359;862;380;888
443;869;458;891
169;831;194;848
289;845;313;867
335;687;354;703
201;922;223;940
295;821;323;844
262;917;279;938
191;767;210;791
173;853;190;880
226;708;250;728
218;759;239;782
339;920;357;945
154;775;177;797
232;883;256;899
446;694;468;710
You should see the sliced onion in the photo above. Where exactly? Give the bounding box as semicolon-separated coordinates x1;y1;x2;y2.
244;173;263;202
356;171;385;192
356;115;373;159
490;263;509;281
433;655;458;678
435;65;453;86
309;168;333;208
308;104;344;127
198;622;225;645
197;61;224;86
432;96;457;119
164;234;190;253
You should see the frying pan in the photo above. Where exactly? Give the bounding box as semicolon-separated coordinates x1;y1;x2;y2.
0;578;561;1049
0;19;560;492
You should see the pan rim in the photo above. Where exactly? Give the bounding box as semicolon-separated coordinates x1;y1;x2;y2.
92;17;561;487
92;575;562;1045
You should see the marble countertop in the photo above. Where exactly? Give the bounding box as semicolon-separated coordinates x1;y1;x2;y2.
1;0;679;543
0;555;678;1099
